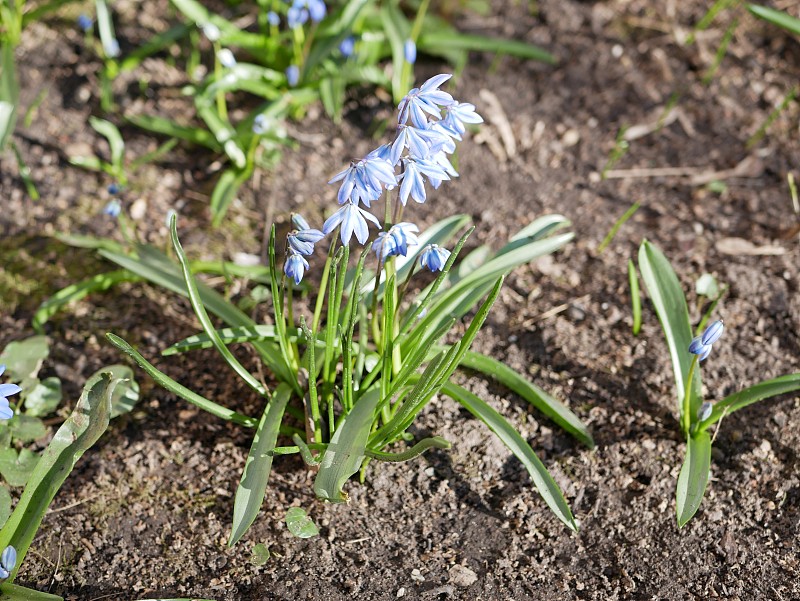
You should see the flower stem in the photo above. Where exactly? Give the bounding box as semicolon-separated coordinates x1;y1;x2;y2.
682;355;698;436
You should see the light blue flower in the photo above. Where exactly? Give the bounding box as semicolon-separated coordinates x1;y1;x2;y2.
419;244;451;272
218;48;237;68
398;157;449;205
329;154;397;207
397;73;454;128
371;222;419;262
425;121;457;154
339;36;355;57
103;199;122;218
323;201;380;245
202;22;221;42
689;319;724;361
0;365;20;422
307;0;326;22
287;214;325;255
390;124;449;164
404;39;417;64
287;6;308;28
697;401;713;422
77;14;93;32
267;11;280;26
252;114;269;135
440;102;484;140
0;545;16;579
103;38;121;58
427;150;459;189
284;252;309;285
286;65;300;87
107;182;120;195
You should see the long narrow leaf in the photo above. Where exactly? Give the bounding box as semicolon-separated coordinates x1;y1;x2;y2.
458;351;594;448
419;32;556;64
314;389;381;502
748;4;800;36
229;384;292;545
638;240;703;423
699;374;800;430
676;432;711;527
442;382;577;531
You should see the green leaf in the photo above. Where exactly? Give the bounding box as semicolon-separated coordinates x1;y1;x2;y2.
23;377;62;417
628;259;641;336
419;31;556;64
9;416;47;444
163;325;280;355
638;240;703;426
210;165;253;227
0;371;117;580
748;4;800;36
285;506;319;539
229;384;292;546
0;448;40;487
88;117;125;172
106;334;256;428
67;155;106;172
0;583;63;600
458;351;594;448
0;43;20;150
314;389;380;502
0;485;11;529
676;432;711;527
127;114;222;151
0;336;49;388
33;270;141;333
442;382;577;531
700;373;800;430
119;24;190;72
89;365;141;418
250;543;271;566
170;217;268;397
379;3;411;104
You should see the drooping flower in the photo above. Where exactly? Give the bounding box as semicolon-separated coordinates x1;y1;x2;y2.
103;199;122;218
404;39;417;64
284;252;310;285
397;157;449;205
286;65;300;87
103;38;121;58
0;365;21;422
371;222;419;262
397;73;454;128
287;0;326;27
0;546;16;579
427;150;459;189
688;320;724;361
218;48;237;68
287;5;308;28
202;22;221;42
267;11;280;26
328;154;397;207
697;401;713;422
339;36;355;57
252;114;268;135
287;213;325;255
307;0;326;22
107;182;120;195
77;14;93;33
390;124;449;164
440;102;484;140
323;201;380;245
419;244;451;272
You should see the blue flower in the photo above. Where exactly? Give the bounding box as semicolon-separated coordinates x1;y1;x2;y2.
286;65;300;87
329;154;397;207
103;38;120;58
0;546;16;579
397;73;454;128
323;201;380;245
427;150;459;189
307;0;326;22
339;36;355;57
419;244;451;272
440;102;484;140
287;213;325;255
284;251;310;285
77;14;93;32
371;222;419;262
218;48;237;68
288;0;326;27
398;157;449;205
390;124;449;164
697;401;713;422
404;39;417;64
287;6;308;28
252;114;269;135
107;182;120;195
267;11;280;26
0;365;20;422
103;199;122;218
688;320;724;361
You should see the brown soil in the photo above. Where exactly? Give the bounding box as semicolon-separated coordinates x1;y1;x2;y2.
2;0;800;600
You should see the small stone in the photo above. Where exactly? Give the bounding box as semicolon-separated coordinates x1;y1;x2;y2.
562;129;580;147
397;588;405;598
449;564;478;588
411;568;424;583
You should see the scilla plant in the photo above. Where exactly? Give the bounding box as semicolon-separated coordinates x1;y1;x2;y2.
636;240;800;527
105;74;593;544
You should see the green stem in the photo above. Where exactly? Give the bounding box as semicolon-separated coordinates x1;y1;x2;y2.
682;355;699;435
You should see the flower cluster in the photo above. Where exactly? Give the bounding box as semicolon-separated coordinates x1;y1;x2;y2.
323;74;482;255
0;546;16;580
287;0;326;29
284;214;324;285
689;320;724;361
0;365;20;421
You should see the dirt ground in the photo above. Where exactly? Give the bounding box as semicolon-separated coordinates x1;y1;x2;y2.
2;0;800;599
